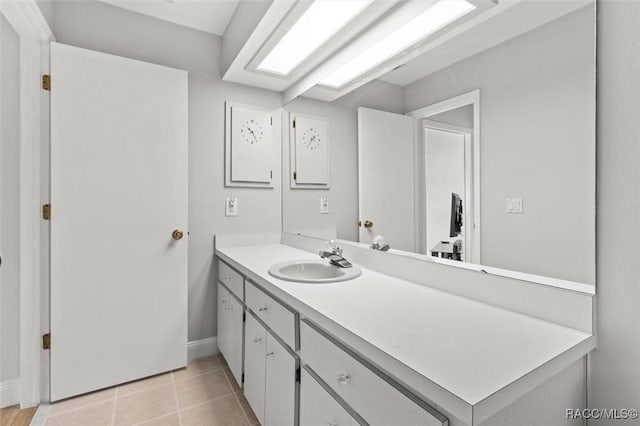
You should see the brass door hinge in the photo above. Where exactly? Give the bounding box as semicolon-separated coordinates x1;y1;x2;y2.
42;204;51;220
42;75;51;91
43;333;51;350
293;171;297;180
292;119;296;129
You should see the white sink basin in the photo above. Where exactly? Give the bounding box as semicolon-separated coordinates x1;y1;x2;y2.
268;260;362;283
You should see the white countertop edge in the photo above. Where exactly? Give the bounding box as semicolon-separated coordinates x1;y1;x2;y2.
472;335;596;425
215;248;595;425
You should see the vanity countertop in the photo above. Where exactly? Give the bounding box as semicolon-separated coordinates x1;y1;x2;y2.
216;243;595;424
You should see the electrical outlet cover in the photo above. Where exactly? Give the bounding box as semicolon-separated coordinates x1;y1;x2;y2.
225;197;238;217
320;196;329;214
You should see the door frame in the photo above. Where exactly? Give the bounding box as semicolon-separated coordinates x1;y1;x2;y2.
406;89;481;264
0;0;54;409
423;121;473;262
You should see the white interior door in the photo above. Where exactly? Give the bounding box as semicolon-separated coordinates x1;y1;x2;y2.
358;107;415;251
50;42;188;401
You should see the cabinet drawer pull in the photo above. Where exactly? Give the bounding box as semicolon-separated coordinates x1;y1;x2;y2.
328;423;338;426
253;337;262;343
223;275;230;281
258;306;268;312
266;352;275;357
337;373;351;385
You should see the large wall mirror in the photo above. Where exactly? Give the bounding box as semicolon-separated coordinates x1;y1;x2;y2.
283;0;595;286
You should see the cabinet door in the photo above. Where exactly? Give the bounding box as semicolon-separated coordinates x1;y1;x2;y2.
265;334;296;426
226;294;244;387
300;368;359;426
217;284;230;360
244;314;266;426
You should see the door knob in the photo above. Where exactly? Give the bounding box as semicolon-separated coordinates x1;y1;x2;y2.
337;373;351;385
363;220;374;229
172;229;184;240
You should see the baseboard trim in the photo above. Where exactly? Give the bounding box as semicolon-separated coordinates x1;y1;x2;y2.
29;403;50;426
187;337;219;361
0;379;20;409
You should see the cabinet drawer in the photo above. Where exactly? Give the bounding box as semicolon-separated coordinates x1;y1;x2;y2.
218;260;243;299
245;281;296;349
300;366;362;426
301;321;447;426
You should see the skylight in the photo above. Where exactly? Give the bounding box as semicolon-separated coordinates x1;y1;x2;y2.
321;0;476;88
257;0;372;76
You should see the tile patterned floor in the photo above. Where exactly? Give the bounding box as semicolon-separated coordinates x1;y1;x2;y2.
40;355;259;426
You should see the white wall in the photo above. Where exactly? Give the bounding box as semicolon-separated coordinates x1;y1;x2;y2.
46;1;283;342
404;5;596;284
590;0;640;422
0;13;21;390
282;80;404;241
424;128;465;252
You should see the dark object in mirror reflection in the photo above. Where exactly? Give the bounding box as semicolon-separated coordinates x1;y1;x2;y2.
450;192;463;238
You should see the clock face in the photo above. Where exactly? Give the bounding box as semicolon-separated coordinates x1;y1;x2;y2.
240;119;264;145
302;127;321;151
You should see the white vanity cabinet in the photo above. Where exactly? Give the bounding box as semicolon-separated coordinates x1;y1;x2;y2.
246;280;297;348
300;367;362;426
244;312;297;426
216;243;595;426
301;320;447;426
216;283;243;386
244;311;267;426
219;260;244;299
216;257;446;426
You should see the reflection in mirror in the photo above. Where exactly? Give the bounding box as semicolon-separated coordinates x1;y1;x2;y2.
283;1;595;285
423;106;476;263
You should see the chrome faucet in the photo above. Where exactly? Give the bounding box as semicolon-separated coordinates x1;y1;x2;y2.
319;240;352;268
371;235;390;251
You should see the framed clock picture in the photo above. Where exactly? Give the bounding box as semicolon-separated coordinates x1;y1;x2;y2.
289;113;329;188
225;102;275;188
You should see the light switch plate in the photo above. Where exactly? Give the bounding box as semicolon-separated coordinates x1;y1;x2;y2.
506;197;523;214
225;197;238;217
320;196;329;214
512;197;523;213
506;198;513;213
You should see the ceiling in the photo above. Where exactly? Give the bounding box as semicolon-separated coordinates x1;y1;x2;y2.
221;0;591;103
95;0;592;102
378;0;591;87
97;0;240;35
